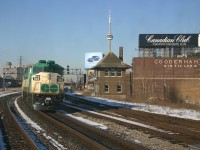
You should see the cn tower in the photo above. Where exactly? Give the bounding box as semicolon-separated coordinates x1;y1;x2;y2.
107;10;113;52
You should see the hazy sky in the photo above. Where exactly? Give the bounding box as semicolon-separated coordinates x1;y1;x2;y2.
0;0;199;73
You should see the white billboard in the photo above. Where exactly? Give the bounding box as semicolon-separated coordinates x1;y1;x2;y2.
85;52;103;69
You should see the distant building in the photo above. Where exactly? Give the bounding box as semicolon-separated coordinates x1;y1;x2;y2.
1;61;23;87
3;63;23;80
133;33;200;104
89;11;131;100
92;49;131;100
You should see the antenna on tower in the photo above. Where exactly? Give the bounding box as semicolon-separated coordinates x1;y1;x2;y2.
107;10;113;52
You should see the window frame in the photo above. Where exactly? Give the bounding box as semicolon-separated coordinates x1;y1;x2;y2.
33;66;43;74
104;69;109;77
104;84;109;93
116;69;122;77
116;84;122;93
110;68;116;77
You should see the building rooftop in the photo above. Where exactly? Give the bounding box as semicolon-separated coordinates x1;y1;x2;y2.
92;51;131;69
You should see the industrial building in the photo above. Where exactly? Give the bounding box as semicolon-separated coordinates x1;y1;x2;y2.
133;34;200;104
1;61;23;87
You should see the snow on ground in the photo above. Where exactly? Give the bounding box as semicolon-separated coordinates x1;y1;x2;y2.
0;90;200;149
2;90;199;121
66;91;200;121
14;97;67;150
59;110;108;130
63;101;175;134
0;92;18;98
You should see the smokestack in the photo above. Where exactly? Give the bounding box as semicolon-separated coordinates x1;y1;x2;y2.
119;47;123;62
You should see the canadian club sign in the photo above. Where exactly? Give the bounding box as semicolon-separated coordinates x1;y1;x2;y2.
139;34;199;48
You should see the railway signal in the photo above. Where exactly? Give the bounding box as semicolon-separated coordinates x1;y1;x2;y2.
65;66;81;75
67;65;70;74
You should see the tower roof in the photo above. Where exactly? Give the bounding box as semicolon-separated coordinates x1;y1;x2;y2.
92;51;131;69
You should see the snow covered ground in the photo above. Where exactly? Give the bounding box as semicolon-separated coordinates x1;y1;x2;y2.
1;90;200;120
0;91;68;150
14;97;67;150
0;91;199;149
66;91;200;121
1;90;200;121
0;91;18;98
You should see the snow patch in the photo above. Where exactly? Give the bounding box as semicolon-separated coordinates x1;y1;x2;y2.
14;98;67;150
59;110;108;130
66;91;200;120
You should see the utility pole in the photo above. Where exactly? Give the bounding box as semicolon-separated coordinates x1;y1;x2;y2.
2;71;5;91
19;56;22;67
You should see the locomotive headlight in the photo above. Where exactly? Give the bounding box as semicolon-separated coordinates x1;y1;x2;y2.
33;75;40;81
57;76;64;82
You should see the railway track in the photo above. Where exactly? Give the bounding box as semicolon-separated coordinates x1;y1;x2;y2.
15;95;146;149
0;94;41;149
1;91;200;149
42;111;146;150
64;94;200;149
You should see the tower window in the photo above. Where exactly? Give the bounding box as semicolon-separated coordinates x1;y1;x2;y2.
104;84;109;93
104;69;109;77
117;69;122;77
110;69;115;77
117;84;122;93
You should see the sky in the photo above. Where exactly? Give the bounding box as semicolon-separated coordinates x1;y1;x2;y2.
0;0;200;74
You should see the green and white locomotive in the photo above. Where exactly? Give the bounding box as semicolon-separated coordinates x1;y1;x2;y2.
22;60;65;110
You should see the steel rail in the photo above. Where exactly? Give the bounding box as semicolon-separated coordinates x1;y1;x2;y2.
36;110;110;150
42;111;146;150
7;95;41;150
64;94;200;148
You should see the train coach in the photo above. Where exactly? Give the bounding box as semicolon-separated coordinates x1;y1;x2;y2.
22;60;65;111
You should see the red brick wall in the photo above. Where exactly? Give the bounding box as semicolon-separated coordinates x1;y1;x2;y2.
133;57;200;103
94;69;131;100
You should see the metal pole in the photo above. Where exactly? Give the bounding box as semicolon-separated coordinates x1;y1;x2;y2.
2;73;5;91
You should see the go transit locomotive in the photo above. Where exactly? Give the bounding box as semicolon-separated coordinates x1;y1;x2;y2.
22;60;65;110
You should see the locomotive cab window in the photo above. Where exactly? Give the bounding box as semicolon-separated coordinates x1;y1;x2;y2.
33;66;44;74
44;67;49;72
